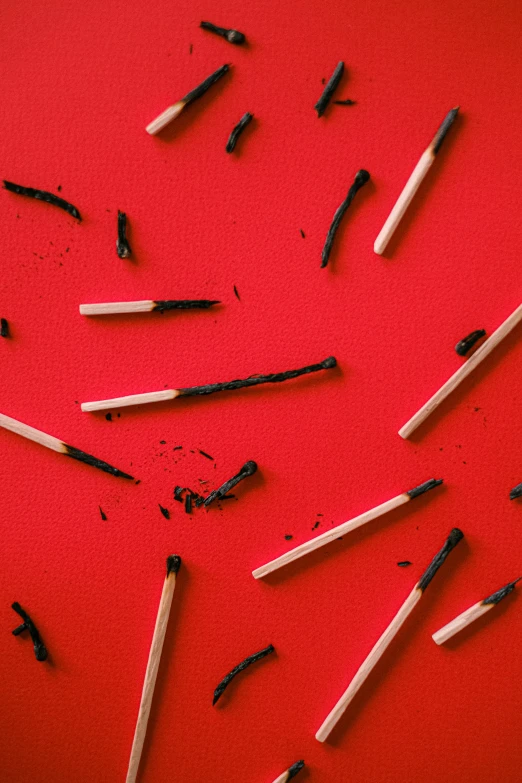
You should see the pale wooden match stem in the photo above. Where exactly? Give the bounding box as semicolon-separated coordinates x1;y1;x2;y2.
252;492;410;579
80;301;155;315
316;586;421;742
146;102;185;135
126;569;179;783
399;302;522;438
271;770;292;783
432;602;493;645
82;390;179;412
374;149;433;255
0;412;66;454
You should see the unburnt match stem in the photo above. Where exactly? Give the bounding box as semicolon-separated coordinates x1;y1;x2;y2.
3;180;81;220
79;299;220;316
200;20;246;45
146;64;229;135
81;356;337;411
226;112;253;153
0;411;133;479
374;107;459;255
399;302;522;438
11;602;48;661
203;460;257;506
126;556;182;783
455;329;486;356
252;478;442;579
116;211;132;258
432;577;521;645
213;643;274;704
315;528;464;742
272;760;305;783
315;61;344;117
321;170;370;268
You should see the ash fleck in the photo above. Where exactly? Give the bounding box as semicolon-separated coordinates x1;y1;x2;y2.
159;504;170;519
105;412;112;421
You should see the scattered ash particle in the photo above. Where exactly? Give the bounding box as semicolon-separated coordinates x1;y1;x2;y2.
397;561;412;567
159;504;170;519
234;285;241;300
99;506;107;521
105;412;112;421
300;229;305;238
285;535;293;540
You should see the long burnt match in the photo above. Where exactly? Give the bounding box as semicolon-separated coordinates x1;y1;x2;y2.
81;356;337;411
315;528;464;742
126;556;182;783
3;180;81;220
374;106;459;255
226;112;253;153
315;61;344;117
79;299;220;316
0;411;133;479
116;211;132;258
272;760;305;783
455;329;486;356
200;20;246;45
253;478;443;579
213;643;274;705
321;170;370;268
11;602;48;661
203;460;257;506
432;577;521;645
146;64;230;135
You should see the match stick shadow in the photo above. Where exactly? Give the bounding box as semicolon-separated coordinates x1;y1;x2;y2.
212;646;277;709
442;588;519;651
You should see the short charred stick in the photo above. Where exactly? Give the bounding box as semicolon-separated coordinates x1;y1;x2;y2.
204;460;257;506
432;106;460;155
483;577;521;605
1;318;9;337
200;20;246;45
321;170;370;268
455;329;486;356
159;504;170;519
315;61;344;117
185;493;192;514
3;180;81;220
116;211;132;258
510;482;522;500
174;486;184;502
226;112;253;153
153;299;219;312
213;643;274;704
11;602;48;661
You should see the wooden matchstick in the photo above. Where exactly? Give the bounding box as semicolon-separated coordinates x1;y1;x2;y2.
126;556;182;783
0;411;133;479
79;299;220;316
399;302;522;439
252;478;442;579
373;107;459;255
81;356;337;412
271;760;305;783
315;528;464;742
432;577;521;645
146;64;229;135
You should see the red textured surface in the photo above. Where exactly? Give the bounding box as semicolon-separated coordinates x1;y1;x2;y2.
1;1;522;781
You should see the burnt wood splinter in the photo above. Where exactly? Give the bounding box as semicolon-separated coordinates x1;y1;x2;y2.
11;602;48;661
213;643;275;704
321;170;370;268
226;112;253;153
116;211;132;258
315;62;344;117
3;180;81;220
203;460;257;506
200;20;246;44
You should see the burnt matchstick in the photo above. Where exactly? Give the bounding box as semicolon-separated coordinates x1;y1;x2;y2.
315;61;344;117
510;482;522;500
11;602;48;661
203;460;257;506
200;20;246;45
79;299;220;316
374;106;459;255
321;170;370;268
0;411;133;479
455;329;486;356
1;318;10;337
315;528;464;742
226;112;253;153
399;302;522;438
81;356;337;412
253;478;442;579
3;180;81;220
272;760;305;783
146;64;230;135
432;577;521;645
213;643;274;705
126;556;182;783
116;211;132;258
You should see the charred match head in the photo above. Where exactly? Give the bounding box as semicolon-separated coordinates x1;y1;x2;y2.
455;329;486;356
200;21;246;44
287;760;305;780
509;482;522;500
406;478;443;499
166;555;182;576
417;528;464;591
431;106;460;155
116;210;132;258
482;577;521;605
203;460;257;506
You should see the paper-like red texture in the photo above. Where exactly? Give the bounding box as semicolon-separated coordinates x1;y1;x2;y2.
1;1;522;781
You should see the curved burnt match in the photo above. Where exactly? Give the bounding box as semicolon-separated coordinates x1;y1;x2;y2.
213;643;275;705
510;482;522;500
11;602;48;661
116;211;132;258
226;112;253;153
203;460;257;506
455;329;486;356
321;170;370;268
315;61;344;117
200;20;246;45
4;180;81;220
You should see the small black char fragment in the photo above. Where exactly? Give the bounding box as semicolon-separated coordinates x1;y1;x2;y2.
4;180;81;220
397;561;412;567
288;760;305;780
321;170;370;268
204;460;257;506
300;229;306;238
182;64;230;107
185;494;192;514
57;185;62;191
166;554;182;576
220;494;235;500
200;20;246;44
189;43;193;54
315;61;344;117
226;112;253;153
160;440;166;444
1;318;9;338
99;506;107;521
406;478;443;499
510;482;522;500
432;106;460;155
199;449;214;461
455;329;486;356
417;528;464;591
135;480;141;485
153;299;220;311
482;577;521;605
11;603;48;661
159;504;170;519
174;486;184;502
213;644;275;704
64;444;133;480
334;99;356;105
312;521;320;530
285;535;293;540
233;285;240;300
173;445;182;451
105;412;112;422
116;210;132;258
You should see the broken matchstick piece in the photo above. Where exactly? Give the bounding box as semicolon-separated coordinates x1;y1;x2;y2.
315;62;344;117
252;478;442;579
203;460;257;506
213;643;274;704
321;170;370;268
116;211;132;258
399;302;522;438
271;760;305;783
373;107;459;255
79;299;220;315
315;528;464;742
432;577;521;645
126;556;182;783
11;602;48;661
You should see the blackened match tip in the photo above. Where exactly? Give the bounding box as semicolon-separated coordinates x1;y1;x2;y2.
509;482;522;500
417;528;464;591
242;460;258;476
288;759;305;779
406;478;443;499
166;555;182;575
355;169;370;185
321;356;337;369
448;527;464;546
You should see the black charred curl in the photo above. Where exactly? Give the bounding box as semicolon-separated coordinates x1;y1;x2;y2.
166;555;182;576
200;21;246;45
11;602;48;661
152;299;220;311
64;444;134;480
482;577;521;605
406;478;443;499
3;180;81;220
203;460;257;506
226;112;253;153
213;643;275;705
182;64;230;107
315;61;344;117
321;170;370;268
417;528;464;591
455;329;486;356
287;760;305;780
431;106;460;155
116;211;132;258
510;482;522;500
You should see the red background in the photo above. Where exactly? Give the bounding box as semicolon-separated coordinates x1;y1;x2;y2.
1;1;522;781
